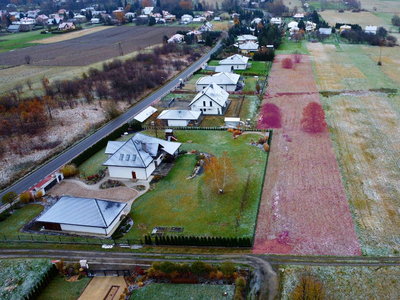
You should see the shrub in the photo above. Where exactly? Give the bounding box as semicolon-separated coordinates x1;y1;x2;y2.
263;143;270;152
220;261;235;276
0;211;11;222
160;261;177;274
2;191;17;205
282;58;293;69
190;261;208;276
258;138;266;144
235;276;246;288
61;164;78;178
152;262;161;270
19;192;32;204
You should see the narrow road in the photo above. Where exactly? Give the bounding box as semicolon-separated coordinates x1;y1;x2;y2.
0;41;221;201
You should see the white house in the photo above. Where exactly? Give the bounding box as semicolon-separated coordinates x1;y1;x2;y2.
157;110;202;127
196;72;240;92
91;18;100;24
287;21;298;30
58;22;75;31
36;196;126;236
237;34;258;44
319;27;332;35
251;17;262;25
168;34;184;43
365;25;377;34
181;14;193;24
237;41;259;54
142;7;154;15
103;133;181;180
200;21;213;32
189;83;230;115
219;54;249;70
340;25;351;34
270;17;282;26
293;13;304;20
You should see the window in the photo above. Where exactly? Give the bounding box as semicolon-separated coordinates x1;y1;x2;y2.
119;154;124;160
132;155;136;161
203;101;206;107
125;154;130;161
210;101;212;107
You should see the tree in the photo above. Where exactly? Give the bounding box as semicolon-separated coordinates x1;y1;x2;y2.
149;16;156;26
312;10;319;24
259;103;282;128
220;261;235;276
205;34;212;46
24;55;31;64
2;191;17;207
204;151;236;194
291;273;326;300
68;10;74;20
300;102;327;133
282;57;293;69
392;15;400;27
298;20;305;30
190;261;208;276
19;192;32;204
377;26;387;38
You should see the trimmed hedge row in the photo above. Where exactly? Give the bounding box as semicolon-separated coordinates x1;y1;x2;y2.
25;264;58;300
144;235;252;247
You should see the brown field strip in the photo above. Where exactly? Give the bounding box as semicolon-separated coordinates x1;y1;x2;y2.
254;55;361;255
32;26;111;44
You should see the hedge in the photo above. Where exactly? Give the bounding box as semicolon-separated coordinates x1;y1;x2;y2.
25;264;58;300
144;235;252;247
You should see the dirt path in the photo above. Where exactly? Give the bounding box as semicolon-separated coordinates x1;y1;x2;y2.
49;181;137;202
253;55;361;256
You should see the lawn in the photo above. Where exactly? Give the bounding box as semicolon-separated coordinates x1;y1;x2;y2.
0;204;43;236
0;259;52;300
239;95;261;125
0;30;51;53
130;283;235;300
126;130;268;239
236;61;269;76
243;76;257;93
280;265;400;299
276;39;309;54
38;276;91;300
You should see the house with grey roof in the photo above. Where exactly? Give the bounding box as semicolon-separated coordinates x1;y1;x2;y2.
237;41;259;54
189;83;230;115
237;34;258;44
219;54;249;70
103;133;181;180
36;196;126;236
157;110;202;127
196;72;241;92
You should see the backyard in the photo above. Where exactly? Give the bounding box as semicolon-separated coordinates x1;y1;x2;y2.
38;276;90;300
125;130;269;240
130;283;235;300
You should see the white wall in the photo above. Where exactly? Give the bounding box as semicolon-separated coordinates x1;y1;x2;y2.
222;64;246;70
196;84;235;92
105;211;124;235
168;120;189;126
190;95;224;115
61;224;106;235
108;163;155;180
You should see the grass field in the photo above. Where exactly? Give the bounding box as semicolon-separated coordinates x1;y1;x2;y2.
243;77;257;93
308;43;400;255
38;276;90;300
130;283;235;300
359;0;400;13
0;205;43;237
276;39;309;55
0;30;51;53
319;10;390;28
280;265;400;299
206;60;269;76
126;130;268;239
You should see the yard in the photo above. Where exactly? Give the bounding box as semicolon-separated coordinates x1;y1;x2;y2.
38;276;90;300
308;42;400;256
0;30;51;53
280;265;400;299
126;130;268;240
130;283;235;300
0;204;43;237
206;60;270;76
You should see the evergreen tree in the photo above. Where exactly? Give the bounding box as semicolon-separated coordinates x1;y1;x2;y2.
155;236;159;245
68;10;74;20
205;35;213;46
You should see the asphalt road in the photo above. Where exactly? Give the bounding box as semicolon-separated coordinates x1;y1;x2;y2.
0;41;221;201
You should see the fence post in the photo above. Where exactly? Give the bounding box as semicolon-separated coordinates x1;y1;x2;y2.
44;235;47;241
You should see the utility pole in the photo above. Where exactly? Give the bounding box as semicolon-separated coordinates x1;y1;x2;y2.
117;42;123;56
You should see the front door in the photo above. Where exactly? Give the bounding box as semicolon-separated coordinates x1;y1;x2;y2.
132;172;136;179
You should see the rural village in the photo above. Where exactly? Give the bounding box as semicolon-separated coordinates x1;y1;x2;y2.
0;0;400;299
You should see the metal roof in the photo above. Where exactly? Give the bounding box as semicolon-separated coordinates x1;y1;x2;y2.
133;106;157;123
105;141;125;155
196;72;240;86
219;54;249;65
157;110;201;120
37;196;126;228
190;83;229;107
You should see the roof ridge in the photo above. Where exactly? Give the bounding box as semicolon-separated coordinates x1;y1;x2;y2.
94;199;107;226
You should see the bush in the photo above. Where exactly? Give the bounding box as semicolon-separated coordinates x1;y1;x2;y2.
235;276;246;288
160;261;177;274
19;192;32;204
220;261;235;276
2;191;17;205
282;58;293;69
0;211;11;222
61;164;78;178
190;261;208;276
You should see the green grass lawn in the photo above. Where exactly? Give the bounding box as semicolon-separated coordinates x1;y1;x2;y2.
126;130;268;240
239;95;261;125
38;276;91;300
0;204;43;236
237;61;269;76
130;283;235;300
0;31;51;53
276;39;309;54
207;60;220;66
243;76;257;93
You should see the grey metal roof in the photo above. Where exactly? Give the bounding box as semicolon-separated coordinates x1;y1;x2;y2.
105;141;125;155
103;133;181;168
219;54;249;65
190;83;229;107
37;196;126;228
196;72;240;86
157;110;201;120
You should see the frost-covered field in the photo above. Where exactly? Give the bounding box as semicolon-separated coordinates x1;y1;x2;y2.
0;259;52;300
309;43;400;256
280;265;400;299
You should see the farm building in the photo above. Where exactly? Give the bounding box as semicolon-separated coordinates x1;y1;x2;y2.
157;110;202;127
237;41;259;54
219;54;249;70
196;72;241;92
189;83;230;115
237;34;258;44
103;133;181;180
36;196;126;236
365;25;377;34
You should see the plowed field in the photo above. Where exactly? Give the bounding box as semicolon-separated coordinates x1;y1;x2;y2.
253;54;361;255
0;26;182;66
